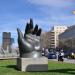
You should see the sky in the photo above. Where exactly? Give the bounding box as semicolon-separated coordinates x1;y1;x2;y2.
0;0;75;46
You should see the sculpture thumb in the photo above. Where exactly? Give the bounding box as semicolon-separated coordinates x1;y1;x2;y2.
17;28;23;40
17;28;33;53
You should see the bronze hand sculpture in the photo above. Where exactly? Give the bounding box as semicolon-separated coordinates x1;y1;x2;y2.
17;18;42;58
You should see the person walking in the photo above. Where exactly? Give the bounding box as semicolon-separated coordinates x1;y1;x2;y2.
58;50;64;62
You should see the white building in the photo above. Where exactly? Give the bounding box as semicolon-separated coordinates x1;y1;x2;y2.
50;26;68;48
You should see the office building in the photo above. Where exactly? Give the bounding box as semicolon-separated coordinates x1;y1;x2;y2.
2;32;11;51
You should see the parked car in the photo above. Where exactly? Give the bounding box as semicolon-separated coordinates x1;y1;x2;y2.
48;52;57;59
64;51;75;59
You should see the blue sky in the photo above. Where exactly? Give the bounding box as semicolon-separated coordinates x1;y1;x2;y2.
0;0;75;46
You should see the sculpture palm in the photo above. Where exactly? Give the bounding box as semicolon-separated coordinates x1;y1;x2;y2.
17;19;42;58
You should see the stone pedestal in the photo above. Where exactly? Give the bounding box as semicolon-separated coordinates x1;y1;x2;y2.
17;57;48;71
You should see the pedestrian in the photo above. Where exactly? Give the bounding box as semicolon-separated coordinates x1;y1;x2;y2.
58;50;64;62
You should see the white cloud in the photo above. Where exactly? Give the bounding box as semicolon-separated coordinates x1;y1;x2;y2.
27;0;72;7
34;15;75;27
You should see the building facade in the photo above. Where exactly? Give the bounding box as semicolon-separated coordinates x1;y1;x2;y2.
50;26;67;48
40;26;67;49
59;25;75;50
49;30;55;48
40;31;51;49
2;32;11;51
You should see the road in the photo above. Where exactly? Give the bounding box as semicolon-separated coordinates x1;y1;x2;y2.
48;58;75;64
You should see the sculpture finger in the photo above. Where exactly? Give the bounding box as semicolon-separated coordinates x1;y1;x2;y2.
24;23;30;38
24;18;34;38
32;24;38;35
36;28;42;36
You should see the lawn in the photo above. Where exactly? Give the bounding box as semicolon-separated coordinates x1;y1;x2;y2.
0;59;75;75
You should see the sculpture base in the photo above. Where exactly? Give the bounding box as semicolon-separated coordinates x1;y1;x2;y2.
17;57;48;71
